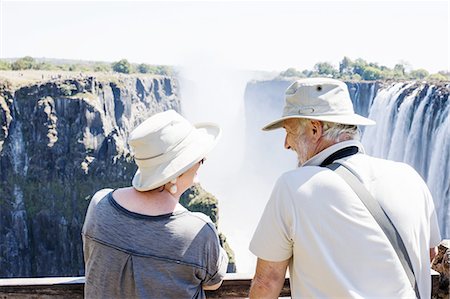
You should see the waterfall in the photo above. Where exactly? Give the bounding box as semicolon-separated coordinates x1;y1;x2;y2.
242;80;449;272
360;82;450;238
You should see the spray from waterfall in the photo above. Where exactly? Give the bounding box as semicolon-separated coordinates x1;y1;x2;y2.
362;82;450;238
177;73;450;272
177;58;295;273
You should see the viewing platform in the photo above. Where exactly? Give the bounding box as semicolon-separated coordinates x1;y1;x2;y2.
0;271;443;298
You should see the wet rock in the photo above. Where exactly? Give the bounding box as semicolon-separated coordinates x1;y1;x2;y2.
432;240;449;299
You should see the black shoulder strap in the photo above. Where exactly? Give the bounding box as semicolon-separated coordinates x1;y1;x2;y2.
326;163;420;299
320;146;359;167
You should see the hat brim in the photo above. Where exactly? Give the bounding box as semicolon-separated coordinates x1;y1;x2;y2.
132;122;221;191
262;114;376;131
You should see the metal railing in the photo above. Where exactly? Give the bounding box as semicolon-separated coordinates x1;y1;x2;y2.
0;271;441;299
0;274;289;299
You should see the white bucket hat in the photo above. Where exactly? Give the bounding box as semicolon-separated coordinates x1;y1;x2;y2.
129;110;221;191
262;77;375;131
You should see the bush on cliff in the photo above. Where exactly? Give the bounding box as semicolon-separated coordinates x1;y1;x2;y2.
409;69;429;80
427;73;448;82
314;62;338;77
279;56;449;81
0;60;11;70
11;56;35;70
112;59;131;74
362;66;383;80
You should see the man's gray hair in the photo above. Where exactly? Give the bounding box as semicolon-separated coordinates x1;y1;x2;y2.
322;121;360;141
297;119;360;142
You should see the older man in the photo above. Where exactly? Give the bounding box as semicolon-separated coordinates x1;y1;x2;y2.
249;78;441;298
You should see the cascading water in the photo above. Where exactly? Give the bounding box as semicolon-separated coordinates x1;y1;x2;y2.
361;82;450;238
242;79;449;294
209;78;449;273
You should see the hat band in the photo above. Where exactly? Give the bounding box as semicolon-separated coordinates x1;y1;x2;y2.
134;129;197;168
283;109;355;117
135;127;194;161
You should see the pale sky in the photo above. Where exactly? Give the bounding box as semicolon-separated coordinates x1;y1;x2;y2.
1;0;449;73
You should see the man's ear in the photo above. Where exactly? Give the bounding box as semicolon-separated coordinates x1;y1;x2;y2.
310;120;323;142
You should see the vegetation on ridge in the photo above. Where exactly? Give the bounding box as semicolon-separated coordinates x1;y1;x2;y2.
1;56;448;82
278;56;449;81
0;56;173;76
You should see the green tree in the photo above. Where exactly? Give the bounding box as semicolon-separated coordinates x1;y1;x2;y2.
68;64;78;71
352;58;368;76
156;65;173;76
380;69;395;80
393;64;406;77
438;71;450;79
351;73;362;81
409;69;429;80
93;63;111;72
339;56;353;76
34;62;55;70
0;60;11;70
112;59;131;74
314;62;337;77
280;67;303;77
362;66;383;80
427;73;448;81
137;63;152;74
11;56;35;70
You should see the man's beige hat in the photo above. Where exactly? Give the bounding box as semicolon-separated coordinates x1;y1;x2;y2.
129;110;221;191
262;77;375;131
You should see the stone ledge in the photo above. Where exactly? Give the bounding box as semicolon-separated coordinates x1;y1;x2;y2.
0;272;441;299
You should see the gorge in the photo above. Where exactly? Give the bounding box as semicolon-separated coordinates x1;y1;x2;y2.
0;73;448;277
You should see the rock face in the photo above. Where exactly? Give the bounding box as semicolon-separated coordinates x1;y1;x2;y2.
432;240;450;299
0;74;233;277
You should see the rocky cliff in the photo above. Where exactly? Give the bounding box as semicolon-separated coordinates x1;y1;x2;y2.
0;73;235;277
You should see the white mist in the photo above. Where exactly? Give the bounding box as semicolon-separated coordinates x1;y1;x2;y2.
178;58;295;273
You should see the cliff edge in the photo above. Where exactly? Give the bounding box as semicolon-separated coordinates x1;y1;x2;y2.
0;71;235;277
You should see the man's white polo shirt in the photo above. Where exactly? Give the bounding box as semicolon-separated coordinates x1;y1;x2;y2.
250;140;441;298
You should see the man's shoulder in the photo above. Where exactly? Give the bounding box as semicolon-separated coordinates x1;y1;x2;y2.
351;154;419;175
275;166;334;191
343;154;425;187
282;165;326;176
280;165;330;181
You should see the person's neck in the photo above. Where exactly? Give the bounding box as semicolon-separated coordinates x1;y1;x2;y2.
310;137;338;160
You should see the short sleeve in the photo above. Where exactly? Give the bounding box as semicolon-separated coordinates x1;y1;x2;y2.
82;188;113;235
249;176;294;261
202;223;229;286
417;178;442;248
427;192;441;248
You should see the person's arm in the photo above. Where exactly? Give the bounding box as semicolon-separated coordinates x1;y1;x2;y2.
203;281;223;290
202;226;229;291
430;246;438;262
249;258;289;299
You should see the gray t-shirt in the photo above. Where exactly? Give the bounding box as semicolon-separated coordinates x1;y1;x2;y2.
82;189;228;299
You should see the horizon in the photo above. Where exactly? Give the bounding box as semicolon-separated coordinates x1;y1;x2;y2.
1;1;449;73
0;55;446;75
